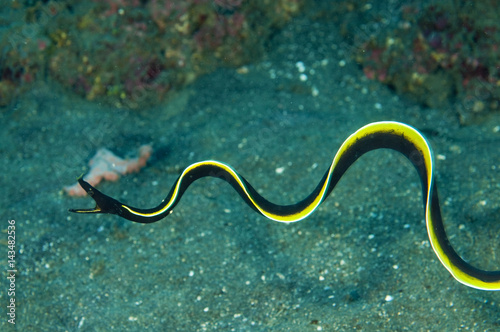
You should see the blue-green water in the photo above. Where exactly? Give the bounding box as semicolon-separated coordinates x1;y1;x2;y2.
2;7;500;332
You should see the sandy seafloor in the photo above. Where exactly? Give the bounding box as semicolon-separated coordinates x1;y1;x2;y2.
2;13;500;332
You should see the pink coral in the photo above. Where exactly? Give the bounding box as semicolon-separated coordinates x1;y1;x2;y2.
65;145;152;197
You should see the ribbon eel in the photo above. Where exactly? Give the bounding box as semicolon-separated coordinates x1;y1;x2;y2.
70;121;500;290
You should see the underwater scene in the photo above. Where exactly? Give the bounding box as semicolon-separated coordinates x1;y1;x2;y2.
1;0;500;330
